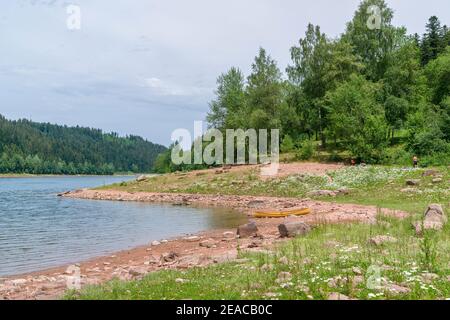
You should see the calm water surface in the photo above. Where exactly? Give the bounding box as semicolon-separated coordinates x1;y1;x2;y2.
0;176;246;276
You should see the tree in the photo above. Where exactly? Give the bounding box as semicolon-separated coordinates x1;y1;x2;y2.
246;47;283;130
287;24;362;145
421;16;446;65
206;67;246;130
343;0;404;81
382;39;421;139
325;75;388;161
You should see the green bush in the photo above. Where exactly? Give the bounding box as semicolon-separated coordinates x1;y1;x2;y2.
296;140;315;160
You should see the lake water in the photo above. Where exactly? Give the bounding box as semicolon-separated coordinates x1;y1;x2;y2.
0;176;247;276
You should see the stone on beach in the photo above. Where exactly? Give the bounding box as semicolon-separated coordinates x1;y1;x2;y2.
184;236;201;242
222;231;235;239
199;239;218;248
278;222;311;238
237;222;258;238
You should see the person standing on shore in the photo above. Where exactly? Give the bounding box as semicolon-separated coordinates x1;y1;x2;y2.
413;155;419;168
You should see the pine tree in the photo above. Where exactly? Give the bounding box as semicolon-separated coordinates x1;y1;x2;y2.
421;16;445;65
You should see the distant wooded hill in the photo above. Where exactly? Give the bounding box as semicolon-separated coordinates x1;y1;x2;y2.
0;115;167;174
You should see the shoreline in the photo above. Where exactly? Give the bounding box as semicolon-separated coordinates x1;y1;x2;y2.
0;189;409;300
0;174;137;178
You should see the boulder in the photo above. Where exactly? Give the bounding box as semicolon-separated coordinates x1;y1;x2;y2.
237;222;258;238
184;236;201;242
424;204;447;223
406;179;420;186
128;267;147;277
222;231;235;239
328;292;352;300
307;190;336;197
422;169;439;177
382;283;411;294
161;252;179;263
432;178;443;184
247;200;265;208
414;204;447;235
368;235;397;246
136;175;148;182
199;239;217;248
278;222;311;238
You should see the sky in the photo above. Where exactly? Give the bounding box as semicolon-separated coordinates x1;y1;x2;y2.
0;0;449;146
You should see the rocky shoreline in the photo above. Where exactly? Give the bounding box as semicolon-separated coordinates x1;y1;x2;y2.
0;189;409;300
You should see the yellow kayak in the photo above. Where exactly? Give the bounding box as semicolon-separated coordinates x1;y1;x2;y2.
253;208;311;218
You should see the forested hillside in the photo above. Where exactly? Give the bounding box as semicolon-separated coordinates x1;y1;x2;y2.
0;115;166;175
204;0;450;166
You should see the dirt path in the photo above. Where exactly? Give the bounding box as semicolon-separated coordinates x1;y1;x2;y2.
1;188;408;300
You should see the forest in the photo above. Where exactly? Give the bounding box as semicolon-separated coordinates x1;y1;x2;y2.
155;0;450;173
0;115;166;175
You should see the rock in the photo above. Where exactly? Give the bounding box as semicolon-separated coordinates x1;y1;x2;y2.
406;179;420;186
247;241;260;249
328;292;352;300
352;276;365;288
177;255;203;268
337;188;351;195
247;200;265;208
425;204;446;222
184;236;200;242
278;256;289;265
10;279;27;286
222;231;235;239
128;267;147;277
145;255;159;265
175;278;189;284
237;222;258;238
136;175;148;182
307;190;336;197
414;204;447;235
215;169;224;174
199;239;217;248
276;272;292;283
400;188;420;193
151;240;161;246
260;264;273;272
211;250;238;264
422;169;439;177
369;235;398;246
382;283;411;294
432;178;443;184
161;252;179;263
352;267;363;275
264;292;281;298
278;222;311;238
421;273;439;284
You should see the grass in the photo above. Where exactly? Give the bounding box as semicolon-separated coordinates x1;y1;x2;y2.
66;214;450;300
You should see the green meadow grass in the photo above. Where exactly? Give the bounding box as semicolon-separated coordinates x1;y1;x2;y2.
66;214;450;300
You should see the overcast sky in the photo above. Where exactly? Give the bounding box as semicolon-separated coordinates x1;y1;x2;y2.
1;0;449;146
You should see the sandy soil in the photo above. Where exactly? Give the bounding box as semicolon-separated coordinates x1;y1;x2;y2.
1;186;408;300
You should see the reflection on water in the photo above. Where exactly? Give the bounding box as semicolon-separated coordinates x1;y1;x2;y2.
0;176;247;276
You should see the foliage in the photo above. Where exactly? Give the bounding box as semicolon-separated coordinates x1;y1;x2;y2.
0;115;166;174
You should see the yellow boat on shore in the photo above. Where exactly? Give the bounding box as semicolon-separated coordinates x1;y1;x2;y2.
253;208;311;218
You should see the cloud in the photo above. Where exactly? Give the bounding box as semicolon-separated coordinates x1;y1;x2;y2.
142;77;212;97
